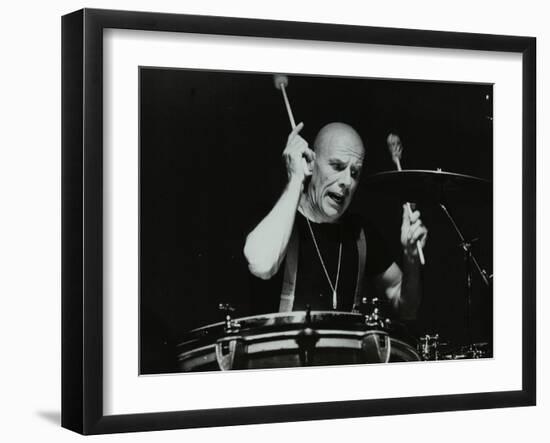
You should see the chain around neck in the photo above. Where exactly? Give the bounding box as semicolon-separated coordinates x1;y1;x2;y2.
304;216;343;310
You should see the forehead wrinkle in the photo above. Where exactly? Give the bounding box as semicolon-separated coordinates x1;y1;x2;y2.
325;142;365;169
328;147;364;163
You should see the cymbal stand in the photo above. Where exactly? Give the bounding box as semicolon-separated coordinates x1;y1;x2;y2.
439;203;491;344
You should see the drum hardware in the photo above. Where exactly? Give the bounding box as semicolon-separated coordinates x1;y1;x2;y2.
461;343;488;359
439;204;490;289
418;336;489;361
295;306;320;366
218;303;241;333
297;306;319;365
213;304;245;369
360;332;392;364
417;334;449;361
440;342;489;360
356;297;392;329
439;202;491;345
215;336;245;370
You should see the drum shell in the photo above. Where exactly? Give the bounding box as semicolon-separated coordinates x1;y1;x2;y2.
176;311;420;372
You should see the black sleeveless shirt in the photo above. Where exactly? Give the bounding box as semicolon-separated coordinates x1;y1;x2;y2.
249;211;394;314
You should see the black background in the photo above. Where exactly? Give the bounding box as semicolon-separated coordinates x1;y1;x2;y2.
140;68;493;374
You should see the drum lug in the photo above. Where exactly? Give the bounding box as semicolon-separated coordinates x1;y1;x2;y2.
360;332;391;363
224;320;241;333
295;327;320;366
219;303;241;333
215;336;245;370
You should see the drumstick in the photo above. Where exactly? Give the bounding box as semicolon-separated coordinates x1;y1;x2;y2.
274;74;313;178
387;133;426;265
273;74;296;129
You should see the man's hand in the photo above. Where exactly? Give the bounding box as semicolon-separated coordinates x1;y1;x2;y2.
282;122;315;184
400;204;428;263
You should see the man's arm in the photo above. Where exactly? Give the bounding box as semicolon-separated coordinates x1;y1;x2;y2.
243;122;314;280
375;204;428;320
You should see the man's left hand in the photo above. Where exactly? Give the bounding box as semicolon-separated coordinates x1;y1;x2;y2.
400;204;428;263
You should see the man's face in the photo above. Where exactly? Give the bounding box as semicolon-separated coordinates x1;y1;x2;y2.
308;124;365;222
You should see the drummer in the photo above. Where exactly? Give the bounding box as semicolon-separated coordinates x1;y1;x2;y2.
243;122;428;320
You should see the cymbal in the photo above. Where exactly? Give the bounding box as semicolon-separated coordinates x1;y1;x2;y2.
362;169;491;202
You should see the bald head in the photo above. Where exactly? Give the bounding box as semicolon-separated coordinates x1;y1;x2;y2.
313;122;365;158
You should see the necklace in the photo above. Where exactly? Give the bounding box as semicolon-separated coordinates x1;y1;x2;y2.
304;217;343;310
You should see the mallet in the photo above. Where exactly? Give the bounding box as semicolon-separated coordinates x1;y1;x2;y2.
387;133;426;265
273;74;296;129
273;74;313;177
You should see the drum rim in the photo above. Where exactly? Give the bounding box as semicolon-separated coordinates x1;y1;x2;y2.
186;310;366;334
177;310;417;351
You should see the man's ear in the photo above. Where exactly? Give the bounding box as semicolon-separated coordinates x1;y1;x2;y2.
302;175;312;193
307;155;316;174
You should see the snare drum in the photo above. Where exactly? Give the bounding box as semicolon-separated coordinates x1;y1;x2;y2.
176;311;420;372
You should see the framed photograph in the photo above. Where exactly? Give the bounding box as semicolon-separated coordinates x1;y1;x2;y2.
62;8;536;434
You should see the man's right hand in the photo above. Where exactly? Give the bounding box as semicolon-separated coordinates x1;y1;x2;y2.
282;122;315;184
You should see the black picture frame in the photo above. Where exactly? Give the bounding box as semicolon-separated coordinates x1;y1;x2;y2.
61;8;536;435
